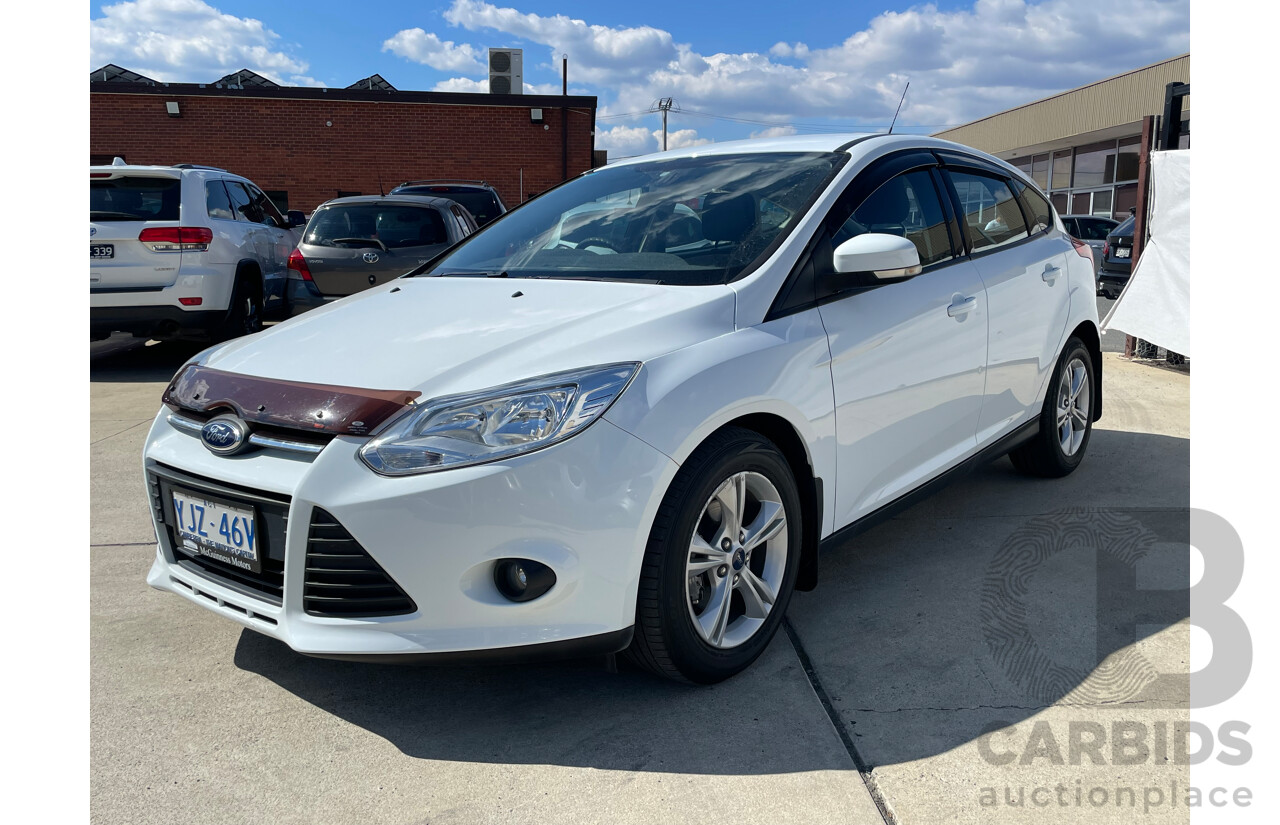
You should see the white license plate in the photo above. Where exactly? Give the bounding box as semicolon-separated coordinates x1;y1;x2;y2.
171;490;259;572
1115;247;1130;258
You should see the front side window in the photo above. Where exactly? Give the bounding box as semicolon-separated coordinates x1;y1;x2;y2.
418;152;843;285
949;171;1029;252
306;205;449;249
833;170;954;268
245;183;285;226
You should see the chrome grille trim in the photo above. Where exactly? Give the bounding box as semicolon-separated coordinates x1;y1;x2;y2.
167;412;326;456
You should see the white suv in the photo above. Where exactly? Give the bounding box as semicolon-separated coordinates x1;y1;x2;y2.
142;134;1101;683
90;161;303;341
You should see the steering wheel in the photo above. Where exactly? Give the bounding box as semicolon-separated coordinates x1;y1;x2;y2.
575;237;621;253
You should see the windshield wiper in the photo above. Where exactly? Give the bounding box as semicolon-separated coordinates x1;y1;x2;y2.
90;211;144;221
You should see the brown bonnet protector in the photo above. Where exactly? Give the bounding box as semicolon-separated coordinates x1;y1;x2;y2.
163;364;421;437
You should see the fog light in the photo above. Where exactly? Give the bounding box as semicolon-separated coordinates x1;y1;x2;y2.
493;558;556;602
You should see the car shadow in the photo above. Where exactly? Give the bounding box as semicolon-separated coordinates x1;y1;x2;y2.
233;428;1189;775
90;336;206;384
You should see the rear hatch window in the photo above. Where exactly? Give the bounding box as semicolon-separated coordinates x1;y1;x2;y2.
394;187;501;225
91;176;181;222
305;204;448;249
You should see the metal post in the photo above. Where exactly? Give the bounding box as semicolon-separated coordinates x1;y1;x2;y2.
656;98;674;151
560;55;568;182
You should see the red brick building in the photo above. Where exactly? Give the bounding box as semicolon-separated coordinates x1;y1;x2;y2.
90;67;598;214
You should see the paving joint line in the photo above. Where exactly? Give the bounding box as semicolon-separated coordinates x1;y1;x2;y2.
784;619;899;825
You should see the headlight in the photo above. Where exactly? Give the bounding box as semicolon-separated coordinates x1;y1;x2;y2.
358;363;640;475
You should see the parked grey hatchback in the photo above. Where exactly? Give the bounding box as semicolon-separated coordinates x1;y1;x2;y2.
286;194;477;314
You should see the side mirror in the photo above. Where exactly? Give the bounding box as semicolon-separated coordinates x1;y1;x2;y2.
832;233;922;281
287;210;307;229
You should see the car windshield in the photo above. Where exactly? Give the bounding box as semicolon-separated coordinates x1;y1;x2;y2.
305;204;448;249
395;187;501;225
416;152;844;285
90;175;181;221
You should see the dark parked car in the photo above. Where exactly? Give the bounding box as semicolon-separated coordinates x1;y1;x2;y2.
1060;214;1118;273
1097;215;1135;299
388;180;508;227
285;195;477;314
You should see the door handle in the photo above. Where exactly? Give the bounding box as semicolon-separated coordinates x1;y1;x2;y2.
947;296;977;317
1042;263;1061;283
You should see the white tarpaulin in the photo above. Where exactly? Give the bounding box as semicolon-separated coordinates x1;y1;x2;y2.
1100;150;1190;356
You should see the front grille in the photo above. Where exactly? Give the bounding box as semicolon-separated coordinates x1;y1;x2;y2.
303;509;416;618
148;464;287;605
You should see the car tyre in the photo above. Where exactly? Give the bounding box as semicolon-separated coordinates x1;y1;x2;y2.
1009;337;1095;478
218;274;263;341
625;426;802;684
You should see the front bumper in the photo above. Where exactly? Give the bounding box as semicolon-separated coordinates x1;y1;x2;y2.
143;409;678;660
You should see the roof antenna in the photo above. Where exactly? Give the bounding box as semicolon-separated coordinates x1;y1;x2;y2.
378;170;385;197
888;81;909;135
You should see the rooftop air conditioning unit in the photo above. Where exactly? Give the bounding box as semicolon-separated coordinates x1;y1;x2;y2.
489;48;523;95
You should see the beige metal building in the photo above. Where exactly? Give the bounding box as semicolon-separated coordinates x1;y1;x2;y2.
934;54;1189;220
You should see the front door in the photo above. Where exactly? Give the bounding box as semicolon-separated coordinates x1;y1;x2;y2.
817;165;989;528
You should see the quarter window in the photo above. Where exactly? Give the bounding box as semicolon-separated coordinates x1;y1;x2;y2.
949;171;1029;252
205;180;236;221
1015;181;1054;235
834;170;954;268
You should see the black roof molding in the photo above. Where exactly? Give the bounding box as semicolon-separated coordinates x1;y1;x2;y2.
90;64;157;85
214;68;280;88
90;78;597;109
347;74;396;92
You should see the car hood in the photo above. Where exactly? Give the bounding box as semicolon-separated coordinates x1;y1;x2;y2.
201;277;737;398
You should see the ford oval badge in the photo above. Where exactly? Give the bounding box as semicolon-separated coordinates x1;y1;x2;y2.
200;414;251;456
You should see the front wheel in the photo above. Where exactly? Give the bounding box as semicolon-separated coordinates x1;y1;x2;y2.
1009;338;1095;477
626;427;802;684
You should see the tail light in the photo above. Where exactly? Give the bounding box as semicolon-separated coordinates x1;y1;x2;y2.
1102;241;1110;258
1070;237;1093;266
139;227;213;252
287;247;313;281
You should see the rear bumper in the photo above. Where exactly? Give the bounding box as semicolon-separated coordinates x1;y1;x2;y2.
90;305;224;339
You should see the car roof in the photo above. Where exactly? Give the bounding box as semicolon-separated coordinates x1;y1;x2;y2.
316;194;461;209
603;132;1031;183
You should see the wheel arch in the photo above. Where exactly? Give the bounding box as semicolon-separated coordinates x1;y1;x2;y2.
712;412;821;592
1069;319;1103;421
234;259;265;305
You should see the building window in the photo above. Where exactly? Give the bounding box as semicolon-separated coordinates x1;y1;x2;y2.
1050;192;1069;214
1113;183;1139;218
265;190;289;214
1115;136;1141;182
1073;140;1118;188
1030;154;1050;190
337;190;361;198
1051;151;1072;191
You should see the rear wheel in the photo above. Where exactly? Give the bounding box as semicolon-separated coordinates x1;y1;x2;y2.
217;273;263;340
1009;338;1095;477
626;427;802;684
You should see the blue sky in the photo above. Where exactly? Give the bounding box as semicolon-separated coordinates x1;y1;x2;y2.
89;0;1191;156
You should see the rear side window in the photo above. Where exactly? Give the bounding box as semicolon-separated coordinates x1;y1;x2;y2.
835;170;954;268
1076;218;1114;241
225;181;254;221
206;180;236;220
306;205;449;249
90;176;181;221
949;171;1029;252
1015;182;1054;234
397;187;501;225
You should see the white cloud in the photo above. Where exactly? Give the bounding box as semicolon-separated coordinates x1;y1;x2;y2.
749;125;798;140
89;0;309;84
595;125;654;156
444;0;678;82
432;76;489;93
655;128;712;150
382;28;485;74
441;0;1188;131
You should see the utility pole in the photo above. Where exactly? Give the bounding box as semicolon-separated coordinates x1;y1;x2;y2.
656;98;674;150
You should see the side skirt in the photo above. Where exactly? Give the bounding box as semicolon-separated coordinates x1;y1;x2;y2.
818;419;1039;553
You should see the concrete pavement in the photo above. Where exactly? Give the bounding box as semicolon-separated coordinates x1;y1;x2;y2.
90;337;1189;825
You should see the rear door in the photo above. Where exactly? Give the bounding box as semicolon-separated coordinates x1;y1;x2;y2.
90;170;184;290
939;161;1072;445
300;203;452;296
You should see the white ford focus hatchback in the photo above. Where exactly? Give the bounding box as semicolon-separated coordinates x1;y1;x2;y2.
143;134;1101;683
